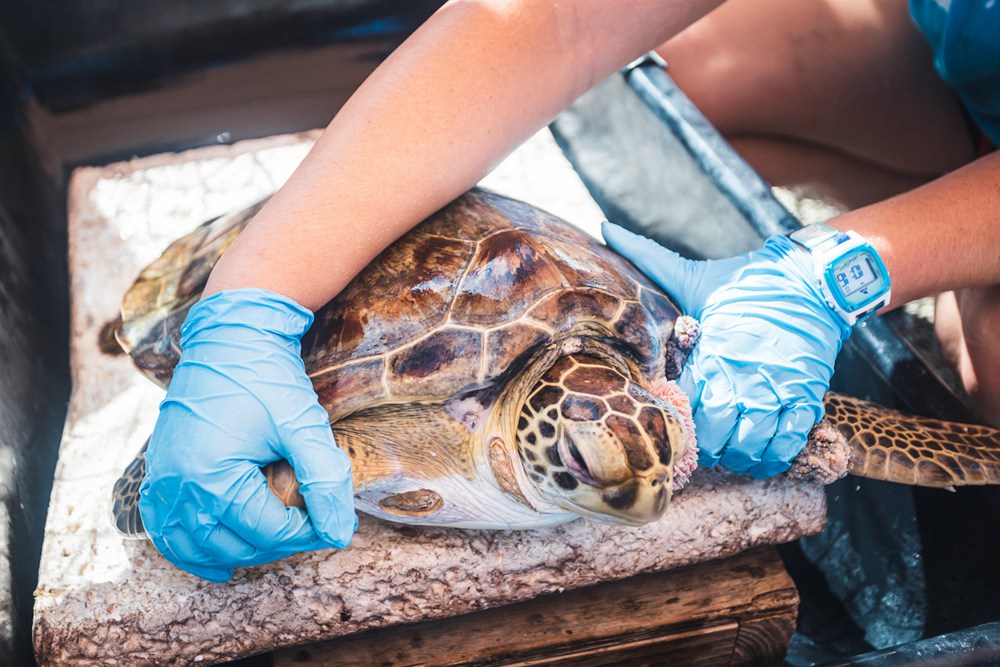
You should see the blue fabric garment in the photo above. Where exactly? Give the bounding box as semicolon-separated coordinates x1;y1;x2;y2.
910;0;1000;146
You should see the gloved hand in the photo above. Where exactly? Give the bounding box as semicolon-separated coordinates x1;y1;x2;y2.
603;223;852;478
139;288;357;582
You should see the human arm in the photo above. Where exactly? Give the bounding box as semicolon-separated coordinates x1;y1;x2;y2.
204;0;725;309
142;0;727;580
831;150;1000;305
604;150;1000;477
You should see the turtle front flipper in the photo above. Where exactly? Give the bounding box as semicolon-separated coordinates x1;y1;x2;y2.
799;392;1000;489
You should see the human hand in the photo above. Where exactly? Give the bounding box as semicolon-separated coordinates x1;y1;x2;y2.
139;288;357;582
603;223;852;478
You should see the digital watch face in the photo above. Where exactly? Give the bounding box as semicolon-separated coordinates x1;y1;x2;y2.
831;251;886;306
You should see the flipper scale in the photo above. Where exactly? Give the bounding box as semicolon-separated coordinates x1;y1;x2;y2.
821;392;1000;488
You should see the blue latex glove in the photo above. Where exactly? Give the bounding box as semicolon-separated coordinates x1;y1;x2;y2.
603;223;852;478
139;288;357;582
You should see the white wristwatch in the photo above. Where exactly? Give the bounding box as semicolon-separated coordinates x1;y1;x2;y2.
787;222;892;326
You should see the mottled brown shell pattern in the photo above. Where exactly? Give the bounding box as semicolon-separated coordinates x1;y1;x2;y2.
110;184;1000;536
120;189;681;420
303;190;681;421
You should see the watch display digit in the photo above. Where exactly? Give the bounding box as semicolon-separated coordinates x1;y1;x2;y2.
834;255;878;296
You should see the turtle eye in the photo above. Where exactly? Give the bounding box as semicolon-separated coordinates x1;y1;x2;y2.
559;430;599;486
565;436;590;476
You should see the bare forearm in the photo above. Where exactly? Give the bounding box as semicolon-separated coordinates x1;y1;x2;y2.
204;0;723;310
832;150;1000;307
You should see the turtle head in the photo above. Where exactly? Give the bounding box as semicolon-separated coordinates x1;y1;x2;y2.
515;354;689;526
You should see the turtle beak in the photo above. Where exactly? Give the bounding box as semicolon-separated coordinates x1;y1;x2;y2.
552;480;670;526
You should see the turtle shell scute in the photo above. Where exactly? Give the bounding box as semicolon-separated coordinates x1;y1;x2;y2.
525;288;623;330
303;230;473;361
387;328;484;397
485;323;551;380
300;190;682;419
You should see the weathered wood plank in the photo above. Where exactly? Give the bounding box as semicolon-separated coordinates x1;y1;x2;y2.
732;614;798;666
274;547;797;667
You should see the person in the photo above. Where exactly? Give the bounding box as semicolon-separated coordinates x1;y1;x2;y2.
137;0;1000;581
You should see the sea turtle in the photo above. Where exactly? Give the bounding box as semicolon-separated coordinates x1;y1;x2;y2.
111;188;701;534
110;188;1000;537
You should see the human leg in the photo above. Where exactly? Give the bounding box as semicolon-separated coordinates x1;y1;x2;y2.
726;135;930;208
935;288;1000;426
657;0;976;207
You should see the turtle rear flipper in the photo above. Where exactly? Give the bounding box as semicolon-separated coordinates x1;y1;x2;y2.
821;392;1000;488
112;439;149;538
113;438;308;538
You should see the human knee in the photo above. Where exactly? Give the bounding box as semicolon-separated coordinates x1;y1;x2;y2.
952;286;1000;425
655;39;731;130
